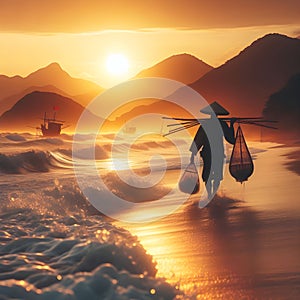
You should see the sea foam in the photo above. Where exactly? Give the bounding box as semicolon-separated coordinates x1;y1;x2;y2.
0;209;179;300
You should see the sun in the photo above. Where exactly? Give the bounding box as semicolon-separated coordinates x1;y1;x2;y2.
106;53;129;76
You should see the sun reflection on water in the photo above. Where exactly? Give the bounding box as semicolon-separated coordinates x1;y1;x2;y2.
119;143;300;299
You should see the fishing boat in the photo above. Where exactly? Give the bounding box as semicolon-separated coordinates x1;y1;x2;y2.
38;111;65;136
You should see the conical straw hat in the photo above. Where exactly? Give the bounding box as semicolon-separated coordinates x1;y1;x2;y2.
200;101;229;116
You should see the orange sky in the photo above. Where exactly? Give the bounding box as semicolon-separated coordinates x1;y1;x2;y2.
0;1;299;87
1;1;300;32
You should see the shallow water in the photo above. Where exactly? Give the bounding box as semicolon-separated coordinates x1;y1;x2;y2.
118;143;300;299
0;133;299;299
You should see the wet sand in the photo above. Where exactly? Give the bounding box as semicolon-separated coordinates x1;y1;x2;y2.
118;143;300;299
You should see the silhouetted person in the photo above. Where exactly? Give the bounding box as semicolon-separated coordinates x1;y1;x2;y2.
190;102;236;198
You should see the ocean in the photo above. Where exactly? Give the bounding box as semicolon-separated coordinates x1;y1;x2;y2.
0;132;299;299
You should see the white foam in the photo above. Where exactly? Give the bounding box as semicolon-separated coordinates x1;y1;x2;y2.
0;209;179;299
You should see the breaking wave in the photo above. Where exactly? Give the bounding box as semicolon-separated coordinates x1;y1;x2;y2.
0;208;178;300
0;150;73;174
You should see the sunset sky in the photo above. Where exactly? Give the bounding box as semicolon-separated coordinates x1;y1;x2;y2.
0;1;299;87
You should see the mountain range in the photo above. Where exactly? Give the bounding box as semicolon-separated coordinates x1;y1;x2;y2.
0;63;103;115
0;33;299;137
109;33;300;140
0;54;212;117
122;33;300;123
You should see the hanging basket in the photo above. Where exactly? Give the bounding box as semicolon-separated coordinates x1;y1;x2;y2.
229;126;254;183
179;162;200;194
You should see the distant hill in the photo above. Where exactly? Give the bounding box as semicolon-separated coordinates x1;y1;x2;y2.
185;33;300;116
135;53;213;84
0;85;71;116
0;63;103;114
263;73;300;139
0;91;101;132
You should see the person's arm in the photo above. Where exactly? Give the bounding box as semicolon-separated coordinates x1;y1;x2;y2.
189;126;204;162
221;119;236;145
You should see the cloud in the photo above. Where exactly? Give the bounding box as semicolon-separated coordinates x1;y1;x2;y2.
1;1;300;33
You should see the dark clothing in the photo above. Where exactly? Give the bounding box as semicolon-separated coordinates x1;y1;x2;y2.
200;148;212;182
220;121;235;145
190;119;235;182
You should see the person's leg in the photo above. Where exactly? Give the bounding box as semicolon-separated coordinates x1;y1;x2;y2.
201;151;212;198
212;179;220;195
201;152;211;180
205;180;212;198
212;155;225;195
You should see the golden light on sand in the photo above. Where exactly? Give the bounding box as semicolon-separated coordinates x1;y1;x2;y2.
106;53;129;76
